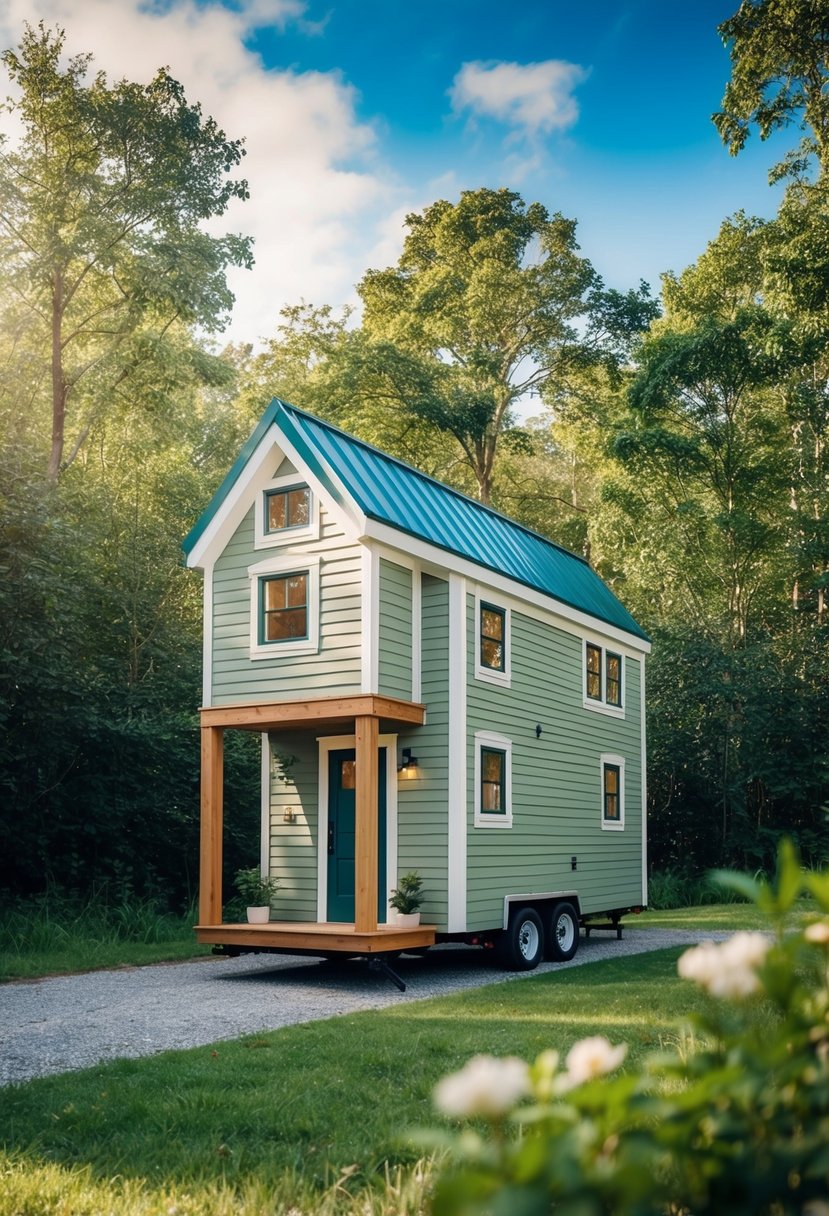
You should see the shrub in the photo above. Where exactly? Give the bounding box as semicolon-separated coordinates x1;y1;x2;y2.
428;840;829;1215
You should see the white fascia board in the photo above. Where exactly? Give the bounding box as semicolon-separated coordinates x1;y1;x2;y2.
201;564;213;708
186;424;364;570
361;519;651;656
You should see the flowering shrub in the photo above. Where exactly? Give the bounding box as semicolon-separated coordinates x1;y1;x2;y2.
428;841;829;1215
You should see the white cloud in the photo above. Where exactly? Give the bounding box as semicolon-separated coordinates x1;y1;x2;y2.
450;59;587;138
0;0;399;344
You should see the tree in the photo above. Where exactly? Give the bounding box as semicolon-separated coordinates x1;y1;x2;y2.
0;23;252;482
715;0;829;179
357;187;657;504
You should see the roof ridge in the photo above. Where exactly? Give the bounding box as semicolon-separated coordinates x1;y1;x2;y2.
277;399;591;569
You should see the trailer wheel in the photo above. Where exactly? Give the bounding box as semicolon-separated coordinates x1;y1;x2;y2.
545;901;579;962
497;907;544;971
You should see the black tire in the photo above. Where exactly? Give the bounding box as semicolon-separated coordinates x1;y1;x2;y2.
496;906;544;971
545;901;580;962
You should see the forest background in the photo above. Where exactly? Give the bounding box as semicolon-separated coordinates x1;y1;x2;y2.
1;1;827;913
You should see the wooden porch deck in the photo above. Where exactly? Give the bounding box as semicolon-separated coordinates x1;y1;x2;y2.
195;920;437;955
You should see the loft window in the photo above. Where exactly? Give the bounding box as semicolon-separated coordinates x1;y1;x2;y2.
606;652;622;707
260;571;308;644
586;643;602;700
265;485;311;534
584;641;624;714
480;604;506;672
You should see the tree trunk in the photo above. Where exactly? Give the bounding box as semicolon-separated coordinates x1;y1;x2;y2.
47;269;66;483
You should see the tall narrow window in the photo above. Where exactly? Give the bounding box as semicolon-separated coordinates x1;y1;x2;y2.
586;643;602;700
606;652;622;707
603;763;621;823
260;571;308;643
265;485;311;534
480;747;506;814
480;604;506;672
600;754;625;830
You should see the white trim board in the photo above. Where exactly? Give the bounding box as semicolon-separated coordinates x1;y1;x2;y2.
361;519;651;655
447;574;467;932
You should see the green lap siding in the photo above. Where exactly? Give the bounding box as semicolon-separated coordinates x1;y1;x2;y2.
378;559;413;700
268;733;319;921
395;574;450;929
211;500;363;705
465;594;643;932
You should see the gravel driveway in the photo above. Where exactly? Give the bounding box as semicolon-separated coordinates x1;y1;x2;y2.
1;929;727;1087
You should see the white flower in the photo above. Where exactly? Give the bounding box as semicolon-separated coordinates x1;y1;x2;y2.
678;932;771;999
804;920;829;945
434;1054;530;1118
557;1036;627;1091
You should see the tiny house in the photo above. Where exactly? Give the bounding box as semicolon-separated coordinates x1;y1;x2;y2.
183;400;650;973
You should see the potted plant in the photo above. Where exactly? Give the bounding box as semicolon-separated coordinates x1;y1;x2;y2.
234;866;279;924
390;871;424;928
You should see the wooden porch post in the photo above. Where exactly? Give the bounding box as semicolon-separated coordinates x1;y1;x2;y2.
199;725;224;925
354;714;379;932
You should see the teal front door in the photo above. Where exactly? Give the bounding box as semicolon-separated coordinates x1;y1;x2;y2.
326;748;387;923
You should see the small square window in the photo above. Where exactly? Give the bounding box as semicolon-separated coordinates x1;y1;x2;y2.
265;485;311;534
480;604;506;672
586;643;602;700
260;572;308;643
481;747;506;814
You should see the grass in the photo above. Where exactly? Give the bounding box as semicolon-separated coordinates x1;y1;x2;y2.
0;893;209;981
0;947;711;1215
634;899;815;932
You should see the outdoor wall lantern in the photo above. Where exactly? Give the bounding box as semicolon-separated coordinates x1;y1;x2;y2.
398;747;419;774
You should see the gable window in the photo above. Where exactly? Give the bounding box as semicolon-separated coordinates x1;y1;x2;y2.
260;572;308;643
600;754;625;830
474;731;513;828
248;554;320;659
584;640;624;716
474;595;511;686
265;484;311;534
254;472;319;550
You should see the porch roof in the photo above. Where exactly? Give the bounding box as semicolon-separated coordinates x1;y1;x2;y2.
199;693;425;733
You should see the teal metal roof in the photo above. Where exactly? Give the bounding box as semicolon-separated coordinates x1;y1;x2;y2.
184;398;649;644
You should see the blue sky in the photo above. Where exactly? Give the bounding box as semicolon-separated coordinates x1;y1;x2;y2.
1;0;792;342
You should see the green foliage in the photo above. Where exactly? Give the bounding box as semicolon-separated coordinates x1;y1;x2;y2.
715;0;829;178
429;841;829;1215
0;22;251;480
0;890;205;980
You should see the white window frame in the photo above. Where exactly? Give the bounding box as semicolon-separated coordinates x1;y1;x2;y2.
600;753;625;831
474;594;511;687
583;639;625;717
474;730;513;828
248;553;320;659
254;472;320;550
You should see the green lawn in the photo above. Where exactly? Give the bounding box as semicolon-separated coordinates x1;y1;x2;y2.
0;947;708;1215
632;899;813;932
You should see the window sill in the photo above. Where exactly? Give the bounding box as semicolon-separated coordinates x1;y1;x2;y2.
474;813;513;829
474;665;511;688
250;639;318;660
583;698;625;719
